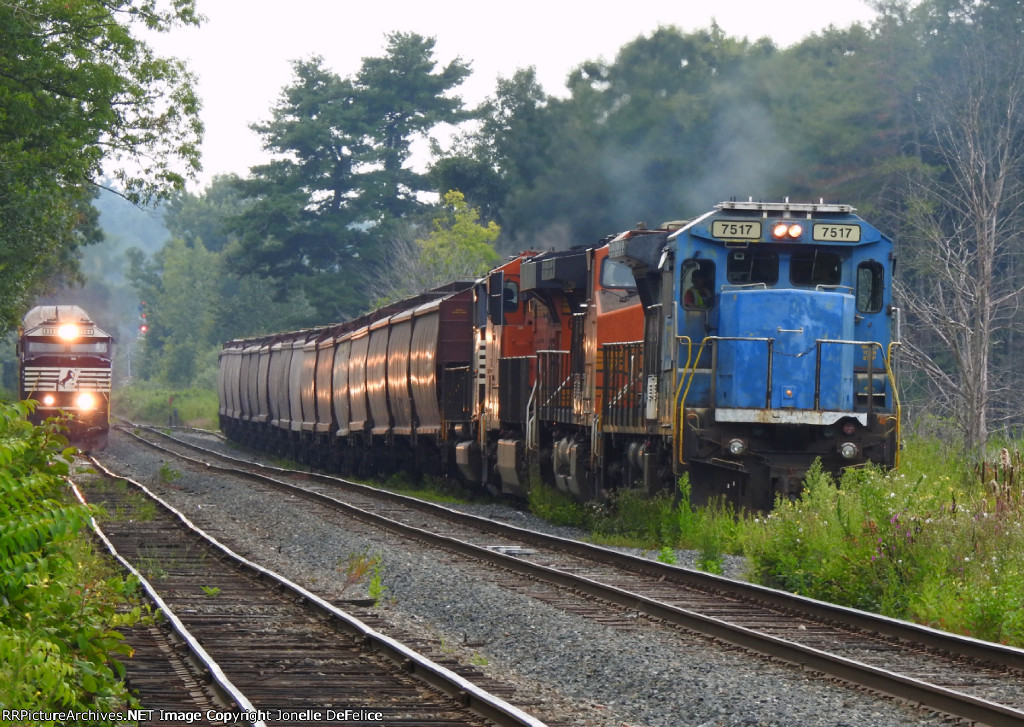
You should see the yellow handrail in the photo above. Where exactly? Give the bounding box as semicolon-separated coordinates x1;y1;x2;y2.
885;341;903;467
673;335;711;465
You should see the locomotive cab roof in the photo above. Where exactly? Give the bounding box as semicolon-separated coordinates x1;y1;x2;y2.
21;305;113;341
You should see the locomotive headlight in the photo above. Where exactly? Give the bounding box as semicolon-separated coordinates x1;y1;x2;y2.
838;442;859;460
57;323;79;340
771;222;803;240
75;392;97;411
727;438;747;456
42;394;56;407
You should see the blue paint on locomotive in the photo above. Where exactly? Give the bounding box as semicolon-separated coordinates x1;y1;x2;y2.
669;202;897;417
716;288;854;411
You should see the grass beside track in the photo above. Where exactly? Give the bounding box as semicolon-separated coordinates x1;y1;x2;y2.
112;385;218;430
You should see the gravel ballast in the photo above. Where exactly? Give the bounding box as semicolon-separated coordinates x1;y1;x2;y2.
93;431;955;727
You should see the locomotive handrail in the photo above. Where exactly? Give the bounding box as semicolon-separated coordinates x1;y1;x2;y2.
674;334;902;469
812;338;901;465
673;336;696;465
675;335;774;465
525;379;538;454
536;350;573;410
719;283;768;291
887;341;903;466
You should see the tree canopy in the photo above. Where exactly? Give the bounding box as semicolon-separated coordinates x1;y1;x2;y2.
0;0;203;332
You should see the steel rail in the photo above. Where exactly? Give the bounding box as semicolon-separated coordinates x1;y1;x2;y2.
83;454;549;727
69;479;266;727
121;424;1024;727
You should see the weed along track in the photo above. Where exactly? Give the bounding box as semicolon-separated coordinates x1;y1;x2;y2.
75;459;549;727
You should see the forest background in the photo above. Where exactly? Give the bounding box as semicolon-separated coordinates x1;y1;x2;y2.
6;0;1024;455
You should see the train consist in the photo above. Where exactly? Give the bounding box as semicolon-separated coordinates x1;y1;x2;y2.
18;305;114;451
219;200;901;508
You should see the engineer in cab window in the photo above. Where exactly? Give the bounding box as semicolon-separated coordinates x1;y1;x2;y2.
684;268;712;309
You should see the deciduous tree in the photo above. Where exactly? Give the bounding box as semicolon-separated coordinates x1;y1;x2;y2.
895;2;1024;454
0;0;202;332
373;190;500;304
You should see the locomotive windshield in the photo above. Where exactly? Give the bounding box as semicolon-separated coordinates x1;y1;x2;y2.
790;250;842;287
600;258;637;291
727;249;778;285
25;341;111;355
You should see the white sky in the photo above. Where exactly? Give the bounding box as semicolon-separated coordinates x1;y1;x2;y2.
147;0;880;190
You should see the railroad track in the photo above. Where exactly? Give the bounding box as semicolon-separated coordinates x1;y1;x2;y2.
109;423;1024;727
74;458;549;727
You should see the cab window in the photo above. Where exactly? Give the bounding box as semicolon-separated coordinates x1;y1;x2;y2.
790;250;842;286
727;250;778;285
856;261;884;313
503;280;519;313
27;341;109;354
600;258;637;292
681;260;716;309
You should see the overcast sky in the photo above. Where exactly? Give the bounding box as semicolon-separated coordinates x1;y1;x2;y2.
146;0;880;189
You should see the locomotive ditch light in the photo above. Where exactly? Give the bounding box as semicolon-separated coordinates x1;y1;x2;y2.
771;222;803;240
76;392;97;411
58;323;79;340
727;438;747;456
42;394;56;407
838;442;859;460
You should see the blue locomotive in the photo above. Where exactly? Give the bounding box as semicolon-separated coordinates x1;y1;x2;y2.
610;199;900;508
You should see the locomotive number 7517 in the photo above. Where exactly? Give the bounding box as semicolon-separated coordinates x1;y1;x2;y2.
812;223;861;242
711;220;761;240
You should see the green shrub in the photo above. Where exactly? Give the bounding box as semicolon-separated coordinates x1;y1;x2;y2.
527;476;590;528
591;487;678;547
0;401;144;720
743;441;1024;646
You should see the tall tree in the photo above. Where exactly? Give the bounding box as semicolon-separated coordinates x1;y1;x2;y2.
462;26;772;249
163;175;246;253
228;35;471;322
0;0;202;332
357;32;472;219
